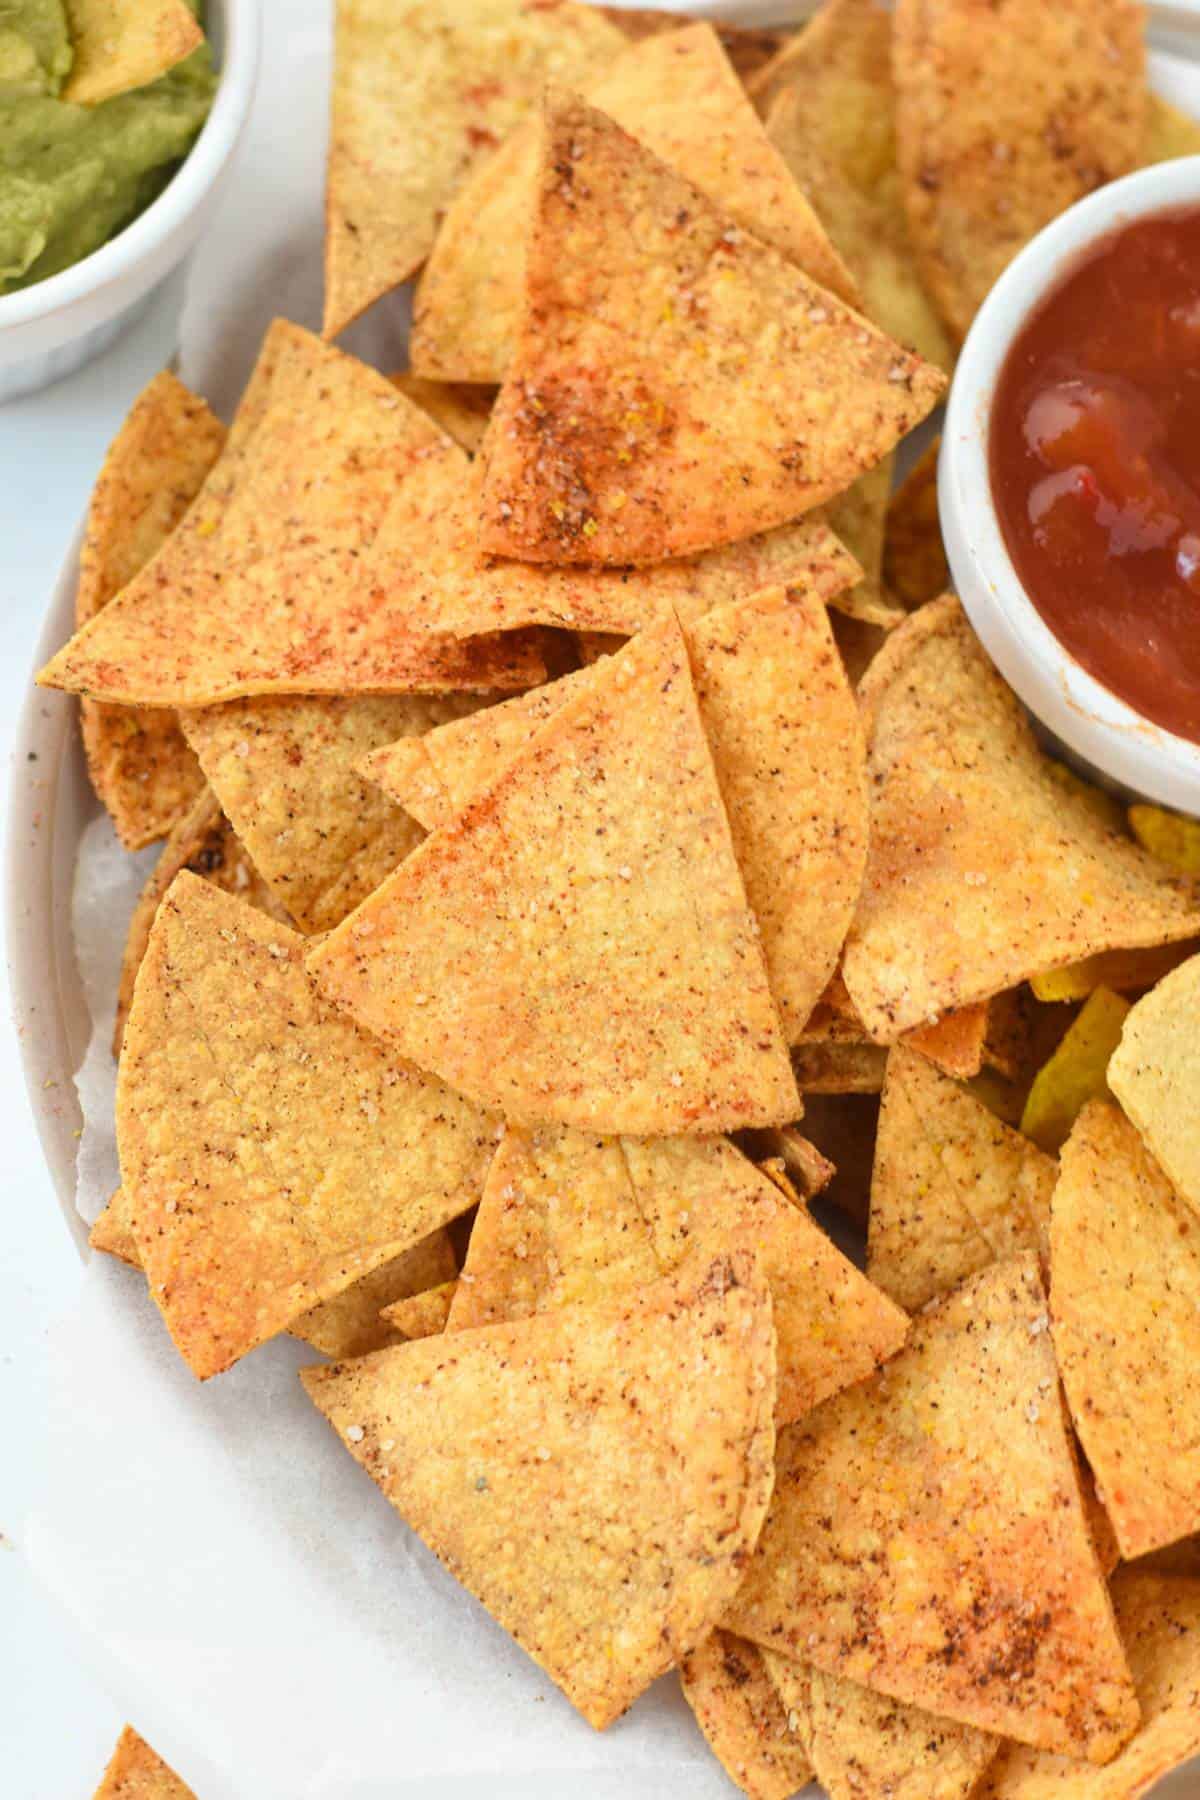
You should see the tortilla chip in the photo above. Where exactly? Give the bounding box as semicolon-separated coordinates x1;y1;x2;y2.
379;1279;459;1341
841;600;1200;1040
761;0;955;373
681;1630;814;1800
1021;987;1129;1156
389;373;495;454
77;371;224;849
117;874;495;1378
799;975;989;1080
477;94;945;566
324;0;626;338
112;786;290;1058
892;0;1146;342
302;1250;777;1728
446;1125;907;1425
63;0;202;106
89;1189;139;1267
883;437;948;608
39;322;546;707
1142;94;1200;165
92;1725;195;1799
976;1571;1200;1799
907;1002;988;1079
724;1255;1139;1762
310;613;799;1135
290;1230;458;1359
821;459;906;631
1128;803;1200;876
868;1045;1055;1312
603;11;788;87
1109;952;1200;1223
180;695;486;933
412;23;856;384
1030;941;1200;1005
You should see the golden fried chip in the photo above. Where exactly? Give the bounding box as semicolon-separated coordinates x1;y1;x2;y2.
290;1230;457;1360
892;0;1146;341
478;94;945;565
822;459;906;631
310;614;799;1135
77;371;224;849
841;601;1200;1039
1143;94;1200;165
681;1630;814;1800
724;1256;1138;1761
180;695;485;933
389;372;495;454
379;1279;459;1341
868;1045;1055;1312
1128;803;1200;875
1021;987;1129;1155
92;1725;195;1799
324;0;625;338
761;0;955;372
302;1251;776;1728
412;22;855;383
39;322;546;707
1051;1100;1200;1561
447;1126;907;1425
976;1571;1200;1799
63;0;202;106
883;436;948;608
118;874;495;1378
1109;951;1200;1221
908;1001;989;1079
89;1189;139;1267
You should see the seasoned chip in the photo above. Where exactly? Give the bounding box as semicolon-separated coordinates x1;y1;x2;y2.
302;1251;777;1729
868;1044;1055;1312
324;0;625;338
1021;987;1129;1155
310;614;799;1135
841;601;1200;1040
892;0;1146;341
39;322;546;707
77;371;224;849
1128;803;1200;875
389;373;496;454
412;23;856;383
290;1231;458;1360
92;1725;195;1799
681;1630;814;1800
883;436;949;608
379;1279;459;1341
63;0;202;106
724;1256;1139;1762
118;874;495;1377
89;1188;139;1267
822;459;906;631
477;94;945;565
1109;951;1200;1220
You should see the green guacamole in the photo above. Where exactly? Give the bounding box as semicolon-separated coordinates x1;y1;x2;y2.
0;1;217;296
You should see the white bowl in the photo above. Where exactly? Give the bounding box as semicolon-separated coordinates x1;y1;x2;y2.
0;0;259;403
940;156;1200;816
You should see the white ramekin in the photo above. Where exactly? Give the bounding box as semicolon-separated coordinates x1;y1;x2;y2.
940;155;1200;816
0;0;259;404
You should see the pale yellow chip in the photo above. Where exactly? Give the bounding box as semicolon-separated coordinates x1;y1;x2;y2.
724;1255;1139;1762
1142;94;1200;165
77;370;224;849
180;695;486;933
883;436;949;609
681;1630;814;1800
446;1125;907;1426
302;1250;777;1729
477;94;945;565
1128;803;1200;876
412;22;856;383
1021;987;1130;1156
762;0;955;373
1109;952;1200;1220
63;0;202;106
310;613;799;1136
379;1279;459;1341
117;874;495;1378
869;1044;1055;1312
1030;941;1200;1005
822;457;906;631
290;1231;458;1360
841;600;1200;1040
975;1571;1200;1799
389;372;495;454
324;0;626;338
39;321;546;707
892;0;1146;341
92;1725;195;1799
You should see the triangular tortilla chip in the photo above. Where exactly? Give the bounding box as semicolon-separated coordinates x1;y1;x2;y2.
389;371;495;454
681;1630;814;1800
447;1125;908;1425
93;1725;195;1799
841;600;1200;1040
302;1250;777;1728
822;459;906;631
412;22;856;383
323;0;626;338
1108;952;1200;1219
892;0;1145;342
63;0;202;106
1051;1100;1200;1560
869;1045;1055;1313
180;694;486;933
606;10;786;86
379;1279;459;1341
77;370;224;849
1021;987;1130;1155
39;322;546;707
724;1255;1139;1761
884;437;948;609
477;94;946;565
1031;940;1200;1005
118;874;495;1377
976;1571;1200;1800
310;613;799;1135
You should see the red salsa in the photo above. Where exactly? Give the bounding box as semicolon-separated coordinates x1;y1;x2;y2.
990;207;1200;746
